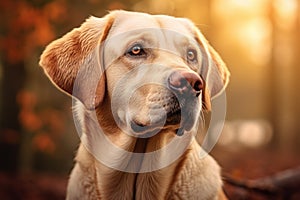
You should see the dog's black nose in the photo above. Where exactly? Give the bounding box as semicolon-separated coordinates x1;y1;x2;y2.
168;71;203;97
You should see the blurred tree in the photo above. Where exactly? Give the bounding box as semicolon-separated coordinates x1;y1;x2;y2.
269;0;300;150
0;0;70;172
0;0;35;172
0;0;136;173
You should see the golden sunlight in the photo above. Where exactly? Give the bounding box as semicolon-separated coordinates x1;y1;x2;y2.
219;120;273;148
236;18;272;66
212;0;272;66
274;0;298;30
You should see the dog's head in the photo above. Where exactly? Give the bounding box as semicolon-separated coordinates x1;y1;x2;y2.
40;10;229;137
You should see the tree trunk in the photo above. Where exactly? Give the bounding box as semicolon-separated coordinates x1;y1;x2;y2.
0;60;26;172
268;1;299;151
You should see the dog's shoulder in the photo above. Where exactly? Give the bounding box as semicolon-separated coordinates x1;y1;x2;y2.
66;144;100;200
166;140;223;200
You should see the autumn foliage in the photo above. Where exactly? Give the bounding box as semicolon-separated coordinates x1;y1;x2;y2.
0;0;67;64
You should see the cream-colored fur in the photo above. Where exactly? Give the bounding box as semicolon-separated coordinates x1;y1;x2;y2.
40;10;229;200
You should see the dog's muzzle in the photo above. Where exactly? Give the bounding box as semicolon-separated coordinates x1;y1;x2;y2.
129;70;203;137
167;70;203;136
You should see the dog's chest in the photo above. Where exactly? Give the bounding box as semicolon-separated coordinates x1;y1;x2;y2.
95;163;177;199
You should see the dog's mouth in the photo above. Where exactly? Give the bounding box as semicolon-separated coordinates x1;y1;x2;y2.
130;94;199;137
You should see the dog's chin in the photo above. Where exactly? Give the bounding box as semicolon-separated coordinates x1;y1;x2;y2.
129;117;173;138
130;109;197;137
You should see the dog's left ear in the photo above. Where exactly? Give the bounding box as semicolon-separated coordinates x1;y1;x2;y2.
193;27;230;111
39;14;115;109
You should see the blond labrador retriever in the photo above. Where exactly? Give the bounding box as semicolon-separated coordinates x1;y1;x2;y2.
40;10;229;200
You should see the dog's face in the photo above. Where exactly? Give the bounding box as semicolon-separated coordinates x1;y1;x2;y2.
40;10;229;137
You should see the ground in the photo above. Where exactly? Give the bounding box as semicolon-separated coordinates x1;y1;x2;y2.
0;147;299;200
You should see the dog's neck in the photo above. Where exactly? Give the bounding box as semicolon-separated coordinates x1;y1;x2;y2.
74;101;194;199
76;134;192;199
69;94;225;200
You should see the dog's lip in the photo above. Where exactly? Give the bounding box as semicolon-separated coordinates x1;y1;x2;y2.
130;106;181;133
130;118;161;132
130;107;194;136
130;119;190;137
130;117;178;135
130;120;151;133
166;107;181;121
167;105;196;135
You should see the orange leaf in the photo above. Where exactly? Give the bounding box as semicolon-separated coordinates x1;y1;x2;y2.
32;133;56;154
19;110;42;132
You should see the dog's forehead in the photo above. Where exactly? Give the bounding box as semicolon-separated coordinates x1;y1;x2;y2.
154;15;194;36
109;11;194;38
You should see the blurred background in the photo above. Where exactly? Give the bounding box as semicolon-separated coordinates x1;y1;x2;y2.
0;0;299;199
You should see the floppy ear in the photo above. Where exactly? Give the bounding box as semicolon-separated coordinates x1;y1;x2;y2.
39;14;114;109
204;42;230;98
194;28;230;107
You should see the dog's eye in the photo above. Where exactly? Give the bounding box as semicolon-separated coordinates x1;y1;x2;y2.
187;49;197;62
127;44;146;57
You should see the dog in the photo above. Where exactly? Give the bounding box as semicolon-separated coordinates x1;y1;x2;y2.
40;10;229;200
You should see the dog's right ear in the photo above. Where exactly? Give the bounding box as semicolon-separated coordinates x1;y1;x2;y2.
193;28;230;101
39;14;114;109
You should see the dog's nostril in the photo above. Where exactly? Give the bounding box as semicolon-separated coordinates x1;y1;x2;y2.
194;80;204;97
194;81;201;91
